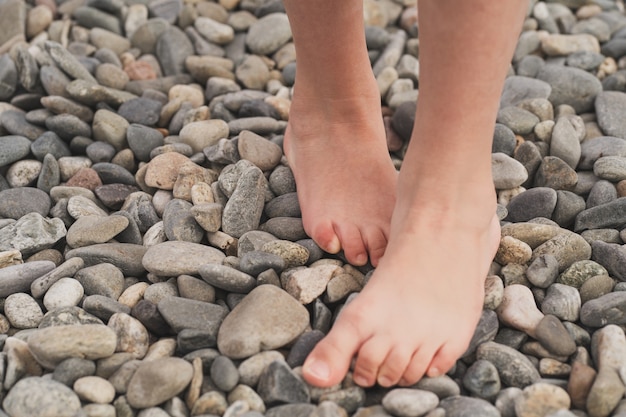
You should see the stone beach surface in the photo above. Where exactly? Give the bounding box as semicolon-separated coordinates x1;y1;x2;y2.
1;0;626;416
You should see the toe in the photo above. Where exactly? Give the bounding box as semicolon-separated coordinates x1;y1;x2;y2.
399;344;439;386
353;338;391;387
308;219;341;254
302;315;363;387
377;346;413;387
363;227;388;267
427;341;466;378
335;223;368;266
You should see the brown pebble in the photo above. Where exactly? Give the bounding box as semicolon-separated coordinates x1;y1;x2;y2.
567;361;597;410
66;167;103;191
617;180;626;197
125;61;157;81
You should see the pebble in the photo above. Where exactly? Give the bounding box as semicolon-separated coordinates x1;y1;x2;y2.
27;324;117;369
217;285;309;359
3;377;81;417
142;241;225;277
514;383;571;417
492;152;529;189
575;197;626;231
537;64;602;113
476;342;540;388
257;360;310;405
126;357;194;409
0;260;55;297
4;292;44;329
199;263;257;293
439;396;500;417
596;91;626;139
73;376;115;404
43;277;84;310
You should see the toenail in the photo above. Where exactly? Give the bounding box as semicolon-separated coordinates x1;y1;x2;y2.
428;367;441;377
355;254;367;265
353;374;369;387
378;375;392;387
304;358;330;381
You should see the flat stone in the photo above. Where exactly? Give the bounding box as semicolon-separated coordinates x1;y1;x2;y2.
476;342;541;388
581;292;626;327
505;187;557;222
591;241;626;281
0;187;51;219
66;243;147;276
157;296;228;336
27;324;117;369
492;153;528;189
575;197;626;231
439;396;500;417
4;292;44;329
537;64;602;113
142;241;225;276
246;13;292;55
382;389;439;417
596;91;626;139
0;260;55;297
199;263;257;293
217;285;310;359
222;166;267;238
514;383;571;417
66;215;129;248
532;231;592;272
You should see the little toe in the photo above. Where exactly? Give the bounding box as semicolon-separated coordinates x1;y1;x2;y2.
353;338;391;387
335;223;369;266
302;318;362;387
376;346;413;387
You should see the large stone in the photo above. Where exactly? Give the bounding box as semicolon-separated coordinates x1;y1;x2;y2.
126;358;193;408
218;285;310;359
142;241;225;276
537;64;603;113
0;213;66;256
3;377;81;417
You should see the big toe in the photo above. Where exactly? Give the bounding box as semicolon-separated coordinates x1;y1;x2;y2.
302;320;361;387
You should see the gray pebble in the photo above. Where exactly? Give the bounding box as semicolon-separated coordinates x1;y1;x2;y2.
575;197;626;231
257;360;310;405
439;395;500;417
52;357;97;387
505;187;557;222
3;377;81;417
158;296;228;336
0;260;55;298
0;187;51;219
462;359;501;400
211;355;240;392
163;198;204;243
199;263;257;293
591;240;626;281
537;64;602;113
476;342;540;388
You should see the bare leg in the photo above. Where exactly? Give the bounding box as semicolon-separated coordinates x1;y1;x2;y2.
283;0;398;267
302;0;528;387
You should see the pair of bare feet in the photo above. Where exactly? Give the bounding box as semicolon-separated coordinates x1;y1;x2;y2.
283;78;502;388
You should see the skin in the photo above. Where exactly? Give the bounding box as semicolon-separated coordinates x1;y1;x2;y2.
283;0;528;387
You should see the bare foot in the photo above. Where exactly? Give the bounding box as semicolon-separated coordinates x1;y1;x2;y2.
284;85;398;266
302;182;501;387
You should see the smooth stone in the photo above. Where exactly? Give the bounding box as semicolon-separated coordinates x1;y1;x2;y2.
462;359;501;400
92;109;129;151
541;283;581;322
505;187;557;222
43;278;84;310
3;377;81;417
575;197;626;231
52;357;97;387
0;260;55;297
476;342;541;388
0;187;51;219
211;355;240;392
381;389;439;417
66;243;147;276
66;195;108;218
286;330;325;368
66;215;129;248
500;76;552;108
596;91;626;139
217;285;310;359
0;212;66;256
580;274;616;304
553;190;586;228
177;274;215;303
131;299;174;337
245;13;292;55
228;385;266;413
73;376;115;404
492;153;529;189
118;97;162;126
497;106;540;135
579;136;626;170
156;26;194;76
591;241;626;281
28;324;117;369
38;306;103;329
191;391;229;416
199;263;256;293
534;156;578;191
258;360;310;405
534;314;577;356
581;292;626;327
0;135;31;167
439;396;500;417
587;180;618;209
594;156;626;182
82;295;132;322
143;241;225;276
108;312;150;359
260;217;307;241
550;116;582;169
158;296;228;336
75;263;124;299
44;41;98;84
4;292;44;329
238;130;283;171
126;124;164;162
126;358;194;409
537;64;603;113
